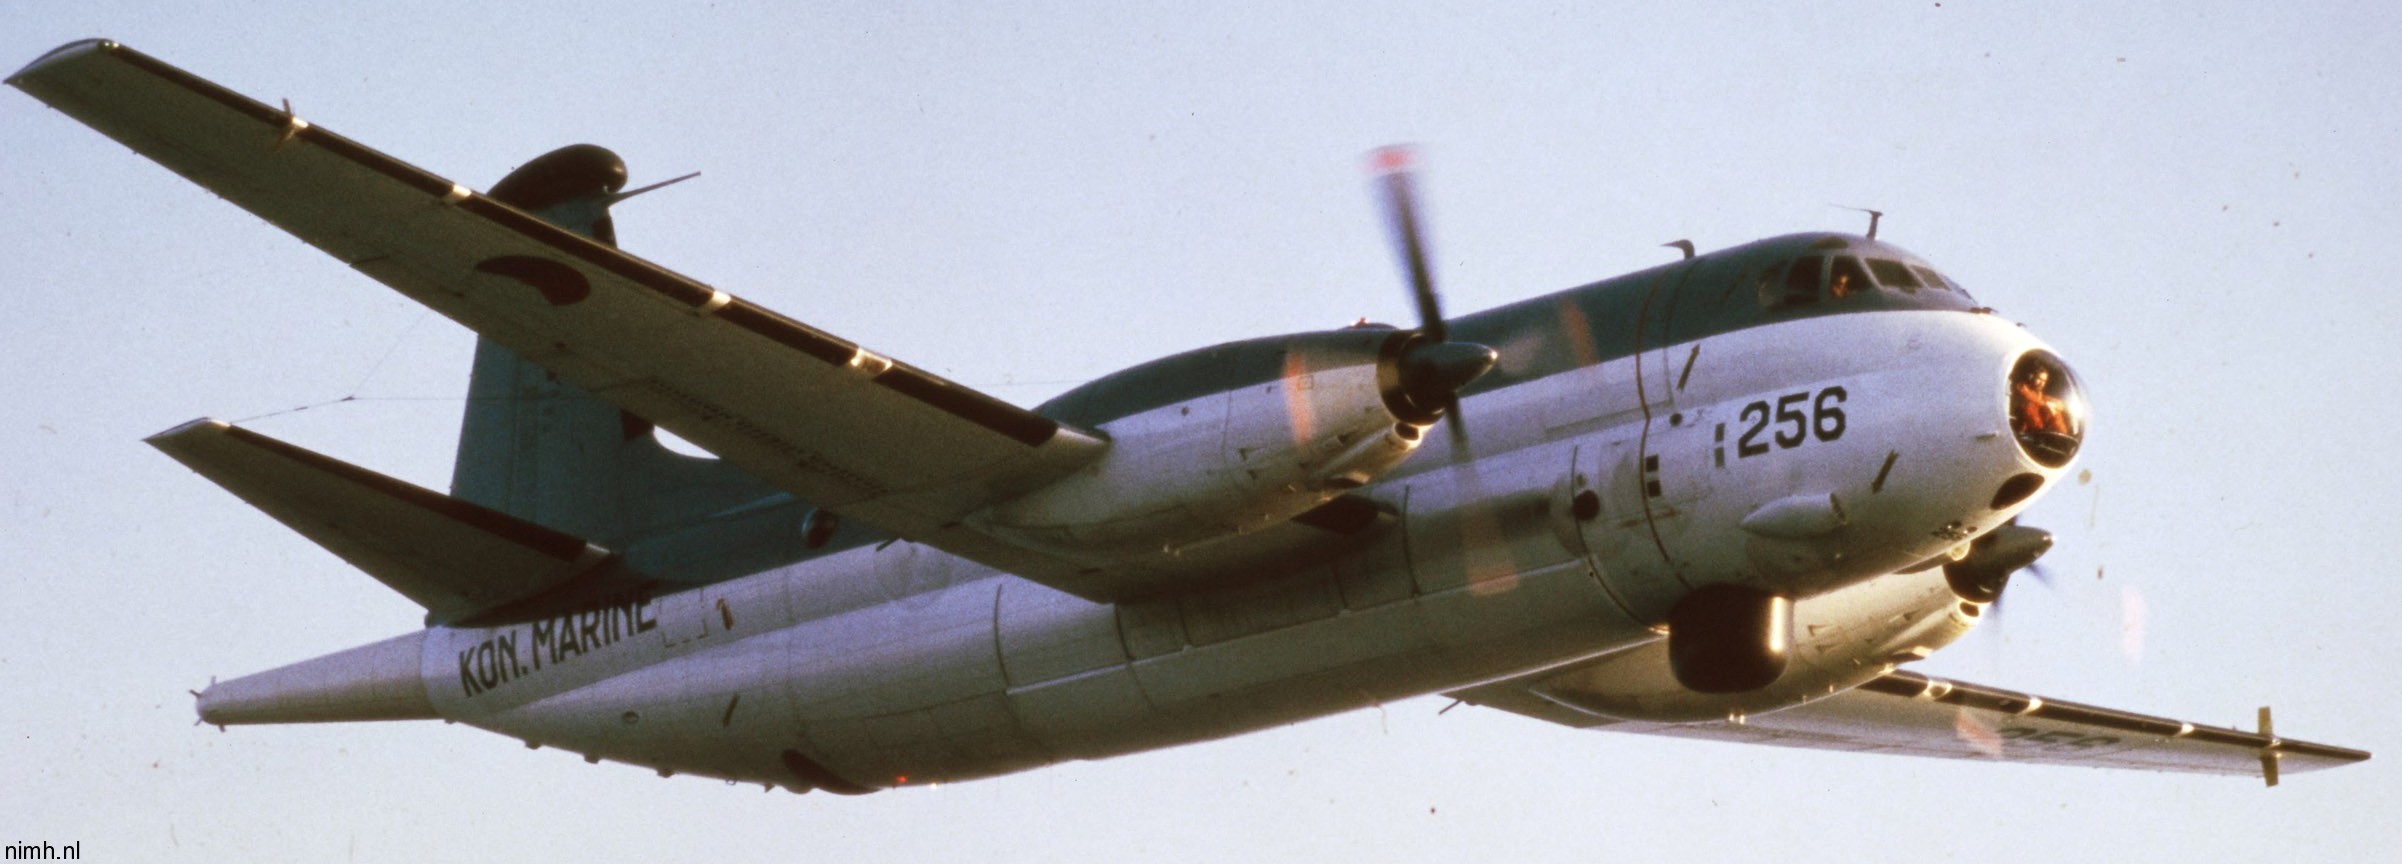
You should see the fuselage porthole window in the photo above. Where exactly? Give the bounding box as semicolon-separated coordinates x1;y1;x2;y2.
2009;351;2085;467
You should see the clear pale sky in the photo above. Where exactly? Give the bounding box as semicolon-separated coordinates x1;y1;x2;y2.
2;2;2391;861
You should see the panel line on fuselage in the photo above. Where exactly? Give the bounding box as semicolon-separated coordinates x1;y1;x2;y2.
1629;267;1680;575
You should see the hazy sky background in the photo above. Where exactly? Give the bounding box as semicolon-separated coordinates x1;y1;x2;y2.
3;2;2393;861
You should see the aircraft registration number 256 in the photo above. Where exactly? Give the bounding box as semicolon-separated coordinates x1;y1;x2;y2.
1730;386;1848;459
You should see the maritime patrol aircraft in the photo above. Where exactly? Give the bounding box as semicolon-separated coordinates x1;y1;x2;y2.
12;39;2367;793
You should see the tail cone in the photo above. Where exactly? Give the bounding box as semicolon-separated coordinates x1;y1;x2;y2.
197;632;434;725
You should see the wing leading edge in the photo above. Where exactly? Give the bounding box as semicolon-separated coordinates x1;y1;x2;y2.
12;40;1112;584
1456;668;2368;783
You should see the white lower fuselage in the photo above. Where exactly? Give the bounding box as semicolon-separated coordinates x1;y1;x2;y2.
418;307;2064;791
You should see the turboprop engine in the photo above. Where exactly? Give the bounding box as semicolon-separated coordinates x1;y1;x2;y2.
984;326;1494;561
983;146;1496;576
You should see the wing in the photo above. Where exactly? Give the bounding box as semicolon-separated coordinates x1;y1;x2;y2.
1455;668;2368;783
11;40;1110;584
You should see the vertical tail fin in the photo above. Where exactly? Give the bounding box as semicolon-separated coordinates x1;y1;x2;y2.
449;145;784;549
451;339;787;547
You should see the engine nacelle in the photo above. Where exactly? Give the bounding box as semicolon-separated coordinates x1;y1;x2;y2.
983;328;1456;562
1530;567;1980;722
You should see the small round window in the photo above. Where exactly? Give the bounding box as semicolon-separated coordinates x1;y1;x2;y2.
2007;351;2086;468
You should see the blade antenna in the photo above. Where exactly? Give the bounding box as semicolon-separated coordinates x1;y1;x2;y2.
611;171;702;204
1833;204;1883;240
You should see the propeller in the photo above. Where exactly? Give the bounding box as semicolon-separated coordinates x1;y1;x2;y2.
1942;519;2054;605
1368;145;1498;450
1942;520;2056;649
1980;557;2058;636
1369;146;1514;595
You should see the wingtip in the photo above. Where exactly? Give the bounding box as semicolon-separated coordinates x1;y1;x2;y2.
144;417;233;447
9;38;118;88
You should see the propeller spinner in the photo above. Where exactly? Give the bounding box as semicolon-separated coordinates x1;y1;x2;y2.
1944;520;2055;604
1368;146;1497;448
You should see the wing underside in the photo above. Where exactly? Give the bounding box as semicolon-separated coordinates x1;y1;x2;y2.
11;40;1111;584
1457;668;2368;781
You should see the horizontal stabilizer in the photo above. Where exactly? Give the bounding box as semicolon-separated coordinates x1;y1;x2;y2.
148;419;611;624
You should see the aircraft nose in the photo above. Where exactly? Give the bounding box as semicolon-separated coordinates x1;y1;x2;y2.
2005;350;2086;469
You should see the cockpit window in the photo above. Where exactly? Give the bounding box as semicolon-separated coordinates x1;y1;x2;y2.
1756;251;1972;313
1912;265;1956;292
1920;265;1976;303
1828;256;1873;300
1745;260;1785;307
1866;258;1920;292
1780;255;1824;306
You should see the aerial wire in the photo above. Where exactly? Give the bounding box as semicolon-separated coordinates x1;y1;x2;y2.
228;307;438;424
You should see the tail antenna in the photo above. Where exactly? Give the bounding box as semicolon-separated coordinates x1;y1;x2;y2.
610;171;702;204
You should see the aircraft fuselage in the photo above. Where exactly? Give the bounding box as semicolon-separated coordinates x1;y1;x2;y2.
380;233;2076;791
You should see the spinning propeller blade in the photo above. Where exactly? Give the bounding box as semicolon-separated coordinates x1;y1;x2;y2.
1371;146;1445;343
1367;146;1516;592
1367;145;1495;451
